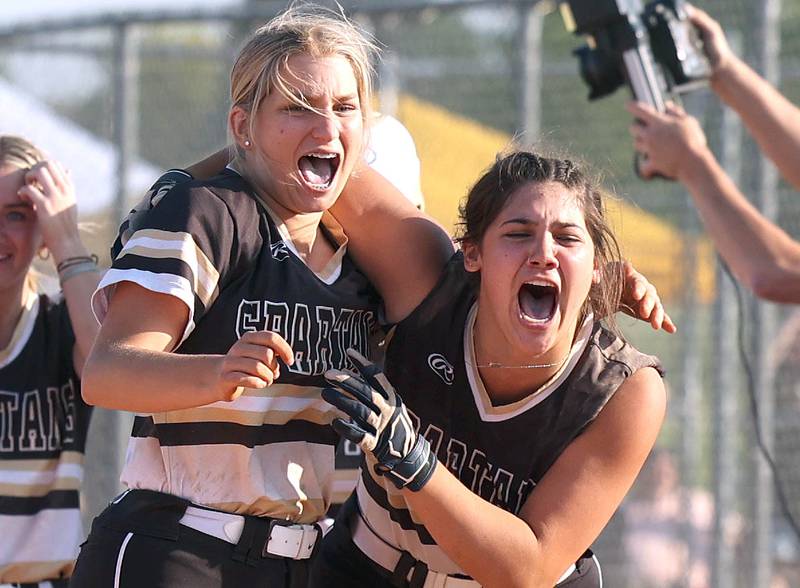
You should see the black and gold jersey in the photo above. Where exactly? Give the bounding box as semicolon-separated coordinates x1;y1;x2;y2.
94;168;380;523
355;253;663;574
0;292;92;583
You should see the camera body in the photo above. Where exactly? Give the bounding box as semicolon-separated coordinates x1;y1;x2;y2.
564;0;711;112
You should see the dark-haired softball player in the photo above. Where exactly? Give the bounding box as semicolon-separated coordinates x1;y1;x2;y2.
310;151;668;587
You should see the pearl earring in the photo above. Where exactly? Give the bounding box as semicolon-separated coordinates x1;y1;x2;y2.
244;140;252;148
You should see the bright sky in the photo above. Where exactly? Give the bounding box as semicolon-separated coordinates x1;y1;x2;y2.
3;0;243;26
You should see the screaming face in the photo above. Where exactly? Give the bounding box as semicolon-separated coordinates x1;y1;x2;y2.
464;181;596;366
232;52;364;216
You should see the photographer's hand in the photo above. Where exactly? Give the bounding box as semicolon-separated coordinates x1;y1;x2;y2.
626;101;709;182
686;4;736;82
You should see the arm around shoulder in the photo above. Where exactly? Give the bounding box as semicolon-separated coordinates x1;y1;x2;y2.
332;165;455;323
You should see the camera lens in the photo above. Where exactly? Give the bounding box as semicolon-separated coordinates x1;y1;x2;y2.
575;45;625;100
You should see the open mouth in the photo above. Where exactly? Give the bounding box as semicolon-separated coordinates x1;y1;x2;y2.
518;282;558;323
298;152;341;191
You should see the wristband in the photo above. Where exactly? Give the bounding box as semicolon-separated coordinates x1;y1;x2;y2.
56;254;98;273
59;261;99;285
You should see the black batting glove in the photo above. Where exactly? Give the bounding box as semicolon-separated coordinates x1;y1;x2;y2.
322;349;437;492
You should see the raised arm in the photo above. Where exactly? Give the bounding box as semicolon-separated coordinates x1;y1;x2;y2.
690;4;800;189
628;100;800;302
331;164;454;323
18;161;101;376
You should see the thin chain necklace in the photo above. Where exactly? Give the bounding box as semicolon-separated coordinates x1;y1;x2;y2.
469;321;569;369
469;358;567;369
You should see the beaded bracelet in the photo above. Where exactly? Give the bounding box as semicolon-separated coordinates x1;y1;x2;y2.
56;254;99;273
58;260;100;285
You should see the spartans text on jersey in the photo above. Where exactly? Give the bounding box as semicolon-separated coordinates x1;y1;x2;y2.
0;380;79;453
409;410;536;515
236;299;375;375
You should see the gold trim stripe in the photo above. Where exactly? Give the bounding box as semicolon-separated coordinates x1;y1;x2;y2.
0;478;81;497
0;451;84;472
119;228;220;309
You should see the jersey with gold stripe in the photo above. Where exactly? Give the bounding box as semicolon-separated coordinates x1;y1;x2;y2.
354;253;663;575
0;292;92;583
95;168;380;523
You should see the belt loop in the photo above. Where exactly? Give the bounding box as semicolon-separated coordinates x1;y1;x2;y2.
232;515;258;563
391;551;417;587
248;517;272;566
408;560;429;588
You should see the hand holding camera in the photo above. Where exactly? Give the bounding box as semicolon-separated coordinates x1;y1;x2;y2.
625;100;709;181
564;0;711;177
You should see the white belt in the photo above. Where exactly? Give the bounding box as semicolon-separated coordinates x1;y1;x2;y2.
351;512;577;587
179;505;322;560
351;512;479;588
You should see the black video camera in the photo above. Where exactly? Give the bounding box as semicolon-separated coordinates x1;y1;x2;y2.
563;0;711;112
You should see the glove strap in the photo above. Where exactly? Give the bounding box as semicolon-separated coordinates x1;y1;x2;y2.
384;435;438;492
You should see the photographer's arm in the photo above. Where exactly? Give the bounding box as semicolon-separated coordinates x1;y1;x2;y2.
628;101;800;303
689;5;800;189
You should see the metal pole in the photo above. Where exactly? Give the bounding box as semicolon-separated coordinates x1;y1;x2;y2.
518;1;545;141
379;50;401;118
112;22;139;223
679;233;702;588
710;82;743;588
83;22;139;528
752;2;782;587
674;90;706;588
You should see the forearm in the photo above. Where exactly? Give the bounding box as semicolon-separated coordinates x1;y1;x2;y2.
680;149;800;301
403;465;548;588
713;57;800;189
50;240;101;373
61;269;101;374
82;344;225;412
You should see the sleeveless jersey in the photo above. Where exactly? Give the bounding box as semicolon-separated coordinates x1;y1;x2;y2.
355;253;663;575
94;168;380;523
0;292;93;583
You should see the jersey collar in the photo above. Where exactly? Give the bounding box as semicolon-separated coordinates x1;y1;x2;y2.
0;290;39;369
463;305;594;422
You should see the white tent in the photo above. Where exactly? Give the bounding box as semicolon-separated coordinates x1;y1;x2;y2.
0;76;159;217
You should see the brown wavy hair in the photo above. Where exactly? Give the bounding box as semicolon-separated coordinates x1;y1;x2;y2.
456;149;624;334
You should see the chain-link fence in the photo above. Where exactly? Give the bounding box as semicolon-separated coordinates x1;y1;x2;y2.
2;1;799;586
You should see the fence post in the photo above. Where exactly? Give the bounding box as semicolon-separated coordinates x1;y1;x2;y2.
517;1;545;142
752;2;782;587
83;21;139;528
710;78;743;588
